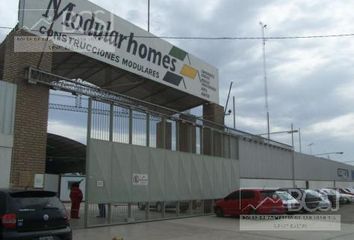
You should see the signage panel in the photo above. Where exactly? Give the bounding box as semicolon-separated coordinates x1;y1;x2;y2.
337;168;349;179
132;173;148;186
18;0;219;103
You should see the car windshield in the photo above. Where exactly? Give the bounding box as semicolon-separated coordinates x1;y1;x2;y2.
9;191;64;212
322;189;337;195
260;190;276;199
276;191;293;200
305;190;321;198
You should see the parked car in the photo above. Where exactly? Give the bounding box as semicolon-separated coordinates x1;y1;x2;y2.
336;188;354;196
321;188;353;204
278;188;321;212
316;192;332;211
344;188;354;194
316;188;339;208
214;189;285;217
275;191;301;213
336;189;354;203
0;189;72;240
138;201;191;212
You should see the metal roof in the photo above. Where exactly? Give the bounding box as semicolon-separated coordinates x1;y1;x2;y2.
52;51;208;111
46;133;85;174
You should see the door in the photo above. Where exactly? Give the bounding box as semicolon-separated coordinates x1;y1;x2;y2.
240;190;256;214
223;191;239;215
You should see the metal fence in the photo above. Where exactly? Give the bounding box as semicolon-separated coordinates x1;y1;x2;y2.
34;67;293;228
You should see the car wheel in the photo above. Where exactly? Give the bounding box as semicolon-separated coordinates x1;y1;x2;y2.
249;208;257;215
215;207;224;217
156;202;162;212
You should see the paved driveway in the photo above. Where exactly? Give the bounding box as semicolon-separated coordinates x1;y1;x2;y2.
74;213;354;240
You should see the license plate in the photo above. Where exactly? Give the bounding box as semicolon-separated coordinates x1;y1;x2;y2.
39;236;54;240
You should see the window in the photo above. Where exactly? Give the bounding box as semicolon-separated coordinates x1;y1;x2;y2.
0;192;6;214
9;191;64;212
241;190;255;199
225;191;239;200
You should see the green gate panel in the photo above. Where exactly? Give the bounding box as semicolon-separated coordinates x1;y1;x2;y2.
87;140;240;202
111;142;132;202
149;149;165;201
164;151;179;201
87;140;112;203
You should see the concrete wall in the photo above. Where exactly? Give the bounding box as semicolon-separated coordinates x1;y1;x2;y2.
0;81;16;188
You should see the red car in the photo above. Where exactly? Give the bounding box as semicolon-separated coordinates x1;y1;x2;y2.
214;189;286;217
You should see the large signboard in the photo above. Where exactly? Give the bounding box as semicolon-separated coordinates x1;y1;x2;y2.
337;168;349;179
18;0;219;103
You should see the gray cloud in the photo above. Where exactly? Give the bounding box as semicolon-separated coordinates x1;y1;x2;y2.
1;0;353;163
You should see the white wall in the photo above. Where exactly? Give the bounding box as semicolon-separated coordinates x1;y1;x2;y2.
0;81;16;189
44;174;60;193
335;181;354;188
0;147;12;188
240;178;293;189
295;180;306;188
239;178;354;189
308;181;335;189
60;176;86;202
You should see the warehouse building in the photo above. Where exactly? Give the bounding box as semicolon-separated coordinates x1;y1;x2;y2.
0;0;353;227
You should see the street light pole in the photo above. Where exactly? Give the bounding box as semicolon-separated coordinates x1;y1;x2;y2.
308;143;314;154
148;0;150;32
291;123;296;187
314;152;344;158
298;128;302;153
260;22;270;140
233;96;236;129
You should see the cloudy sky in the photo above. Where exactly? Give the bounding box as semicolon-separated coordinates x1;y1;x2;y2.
1;0;353;163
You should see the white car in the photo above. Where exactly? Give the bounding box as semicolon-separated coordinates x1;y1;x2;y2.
344;188;354;194
324;188;354;204
276;191;301;213
317;192;331;210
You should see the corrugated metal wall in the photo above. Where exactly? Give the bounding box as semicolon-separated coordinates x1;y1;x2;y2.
239;138;354;185
239;138;292;179
0;81;17;188
87;139;239;203
295;153;354;181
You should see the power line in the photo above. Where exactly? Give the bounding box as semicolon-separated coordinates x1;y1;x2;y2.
2;26;354;40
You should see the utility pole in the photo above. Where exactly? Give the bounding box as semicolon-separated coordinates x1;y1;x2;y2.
298;128;302;153
148;0;150;32
260;22;270;140
233;96;236;129
291;123;296;187
224;81;233;116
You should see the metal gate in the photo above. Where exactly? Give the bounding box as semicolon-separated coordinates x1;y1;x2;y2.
28;67;290;228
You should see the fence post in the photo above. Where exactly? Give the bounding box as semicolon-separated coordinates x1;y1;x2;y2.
84;98;92;228
107;103;114;223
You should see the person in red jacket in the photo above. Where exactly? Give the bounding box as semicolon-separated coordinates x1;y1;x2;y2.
70;182;83;219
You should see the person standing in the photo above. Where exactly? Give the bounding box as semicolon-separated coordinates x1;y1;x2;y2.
70;182;83;219
97;203;106;218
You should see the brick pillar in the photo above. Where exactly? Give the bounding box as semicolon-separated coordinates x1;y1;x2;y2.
178;114;196;153
156;119;172;150
202;103;224;156
2;29;52;188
